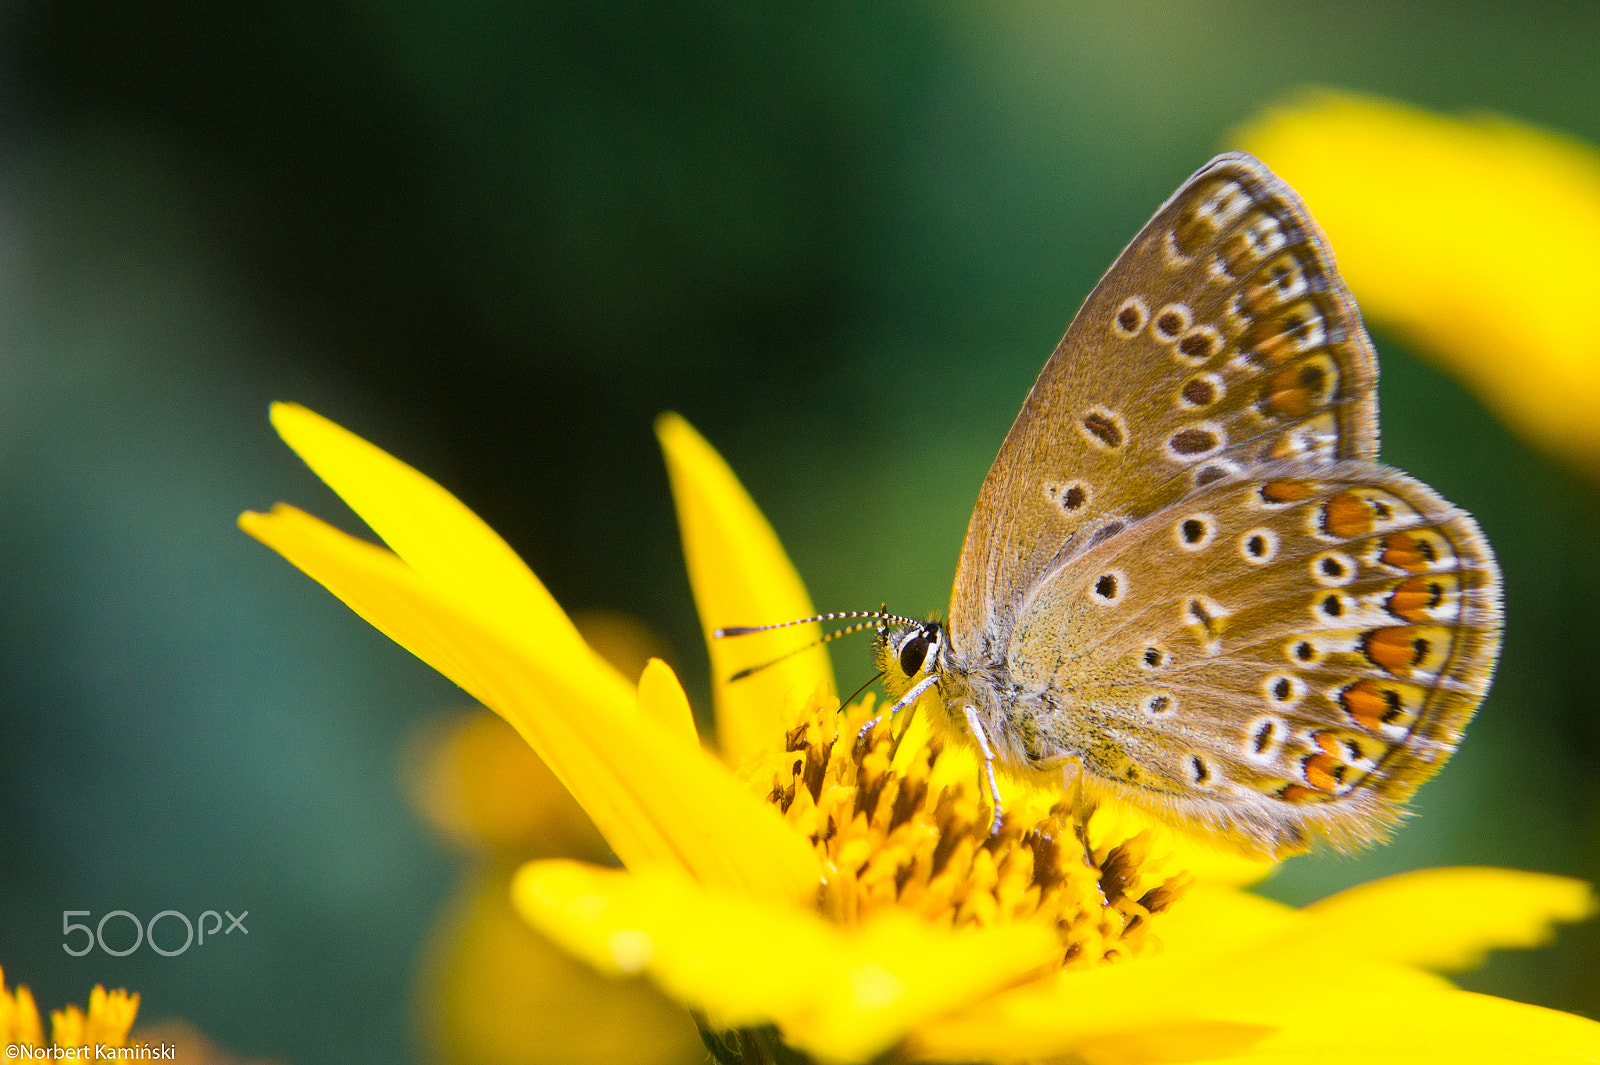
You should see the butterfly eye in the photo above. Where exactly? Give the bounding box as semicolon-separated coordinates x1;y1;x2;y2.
898;634;931;677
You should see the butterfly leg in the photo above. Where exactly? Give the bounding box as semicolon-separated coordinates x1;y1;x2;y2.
962;705;1004;835
1064;765;1107;902
856;672;939;748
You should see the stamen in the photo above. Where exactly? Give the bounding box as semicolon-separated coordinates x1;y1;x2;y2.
741;697;1186;970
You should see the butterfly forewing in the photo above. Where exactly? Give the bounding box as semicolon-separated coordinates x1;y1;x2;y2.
998;460;1501;855
951;154;1380;648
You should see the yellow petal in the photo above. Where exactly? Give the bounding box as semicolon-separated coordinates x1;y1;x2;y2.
905;881;1452;1065
269;402;616;683
404;710;611;857
512;859;1060;1065
1173;990;1600;1065
241;503;820;904
1069;1021;1274;1065
419;866;705;1065
1150;882;1299;958
637;658;700;748
906;950;1447;1064
1235;92;1600;473
1;967;45;1048
656;412;834;766
1086;802;1278;888
1297;866;1596;971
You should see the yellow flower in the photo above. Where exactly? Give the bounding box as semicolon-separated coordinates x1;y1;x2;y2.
1235;90;1600;474
243;402;1600;1064
407;680;705;1064
1;966;138;1050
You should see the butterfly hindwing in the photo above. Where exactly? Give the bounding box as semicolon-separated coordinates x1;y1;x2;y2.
998;460;1501;855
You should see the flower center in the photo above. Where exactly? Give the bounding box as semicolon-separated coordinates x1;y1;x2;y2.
746;697;1185;972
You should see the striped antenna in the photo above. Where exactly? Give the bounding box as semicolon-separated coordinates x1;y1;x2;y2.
713;609;922;640
714;609;919;683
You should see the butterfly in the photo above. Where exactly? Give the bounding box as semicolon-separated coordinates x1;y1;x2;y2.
732;153;1502;859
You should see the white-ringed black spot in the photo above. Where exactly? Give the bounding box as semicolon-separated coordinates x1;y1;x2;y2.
1175;326;1222;365
1239;527;1278;564
1179;373;1224;409
1310;551;1356;587
1079;407;1127;450
1152;303;1192;342
1264;673;1305;706
1248;716;1285;759
1112;297;1149;338
1188;755;1211;785
1194;463;1230;487
1045;480;1090;514
1288;639;1317;663
1319;593;1346;619
1141;645;1168;670
1166;423;1225;461
1176;514;1215;550
1089;570;1126;605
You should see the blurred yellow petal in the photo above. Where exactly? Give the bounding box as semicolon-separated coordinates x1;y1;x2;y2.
512;859;1059;1065
241;503;820;903
637;658;699;748
404;710;610;857
656;412;834;766
50;986;139;1049
1297;866;1596;971
421;865;704;1065
572;609;674;685
269;402;617;682
1;966;45;1047
1236;91;1600;472
1069;1021;1275;1065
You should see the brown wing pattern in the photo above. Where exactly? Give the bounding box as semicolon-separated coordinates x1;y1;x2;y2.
951;153;1380;648
1000;460;1502;856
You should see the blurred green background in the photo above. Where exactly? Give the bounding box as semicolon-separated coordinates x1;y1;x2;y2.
2;3;1598;1062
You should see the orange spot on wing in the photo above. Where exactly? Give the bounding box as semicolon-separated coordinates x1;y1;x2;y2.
1387;576;1442;622
1381;531;1436;573
1261;480;1314;503
1362;626;1429;675
1340;680;1393;730
1321;491;1373;538
1262;367;1313;418
1303;752;1342;791
1279;783;1318;803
